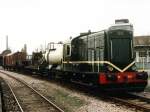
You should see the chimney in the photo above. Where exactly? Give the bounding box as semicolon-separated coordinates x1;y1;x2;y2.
6;35;8;50
24;44;27;53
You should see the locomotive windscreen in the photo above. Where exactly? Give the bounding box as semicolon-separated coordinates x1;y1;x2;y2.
108;28;134;68
111;38;131;64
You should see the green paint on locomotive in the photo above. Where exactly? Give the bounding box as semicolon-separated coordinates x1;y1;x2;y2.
63;23;134;73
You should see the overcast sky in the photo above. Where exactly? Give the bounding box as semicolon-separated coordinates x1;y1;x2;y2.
0;0;150;54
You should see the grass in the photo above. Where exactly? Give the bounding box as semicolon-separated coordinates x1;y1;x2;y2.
50;89;87;112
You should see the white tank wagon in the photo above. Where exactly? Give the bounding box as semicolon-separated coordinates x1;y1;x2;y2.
44;42;63;65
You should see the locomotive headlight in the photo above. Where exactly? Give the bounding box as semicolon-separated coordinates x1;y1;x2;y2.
107;66;114;71
127;75;133;79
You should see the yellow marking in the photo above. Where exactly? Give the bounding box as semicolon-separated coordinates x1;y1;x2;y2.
63;61;135;73
122;61;135;72
103;61;122;72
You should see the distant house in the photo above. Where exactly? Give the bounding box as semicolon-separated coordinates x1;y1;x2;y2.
134;36;150;69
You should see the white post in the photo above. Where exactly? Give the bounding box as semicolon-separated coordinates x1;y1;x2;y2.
142;57;145;71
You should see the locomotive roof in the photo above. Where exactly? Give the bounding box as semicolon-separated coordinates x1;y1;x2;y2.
109;23;133;31
72;30;105;41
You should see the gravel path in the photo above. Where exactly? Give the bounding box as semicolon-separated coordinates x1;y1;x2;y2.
0;70;136;112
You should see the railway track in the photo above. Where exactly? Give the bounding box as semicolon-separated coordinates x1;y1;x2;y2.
1;70;150;112
108;92;150;112
0;71;64;112
2;79;24;112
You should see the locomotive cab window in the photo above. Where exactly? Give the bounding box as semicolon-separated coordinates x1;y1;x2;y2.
66;44;71;56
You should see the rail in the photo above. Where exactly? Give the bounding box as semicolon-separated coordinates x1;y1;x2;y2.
0;71;64;112
6;81;24;112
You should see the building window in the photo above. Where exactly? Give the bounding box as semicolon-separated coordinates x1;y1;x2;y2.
139;51;147;57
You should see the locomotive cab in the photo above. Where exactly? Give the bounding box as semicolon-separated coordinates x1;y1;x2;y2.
107;19;134;69
99;19;148;91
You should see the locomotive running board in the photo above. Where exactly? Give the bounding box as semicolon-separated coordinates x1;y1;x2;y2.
63;61;135;73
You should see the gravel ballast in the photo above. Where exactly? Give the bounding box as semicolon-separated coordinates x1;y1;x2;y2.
0;70;136;112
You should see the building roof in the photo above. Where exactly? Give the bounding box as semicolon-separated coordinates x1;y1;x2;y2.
134;36;150;46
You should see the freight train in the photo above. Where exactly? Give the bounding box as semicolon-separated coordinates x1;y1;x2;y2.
2;19;148;92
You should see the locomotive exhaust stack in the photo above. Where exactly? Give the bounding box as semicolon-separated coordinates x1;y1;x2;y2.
115;19;129;24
